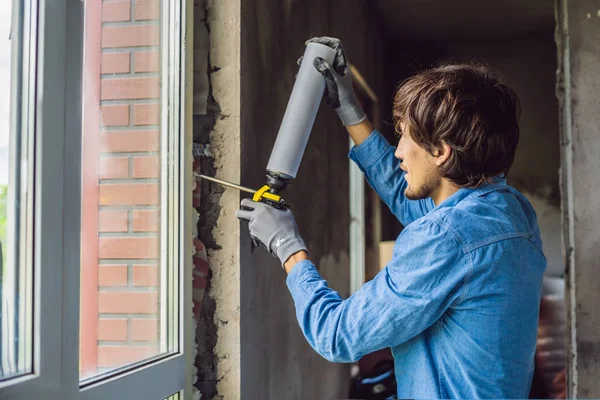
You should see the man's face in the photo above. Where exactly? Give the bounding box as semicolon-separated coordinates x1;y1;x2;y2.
394;124;441;200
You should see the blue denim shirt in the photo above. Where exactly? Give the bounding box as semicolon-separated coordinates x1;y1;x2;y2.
286;130;546;399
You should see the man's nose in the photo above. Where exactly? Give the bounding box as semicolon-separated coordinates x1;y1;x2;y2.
395;144;403;160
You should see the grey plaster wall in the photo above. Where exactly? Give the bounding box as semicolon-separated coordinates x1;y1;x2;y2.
239;1;386;398
195;0;242;398
556;0;600;396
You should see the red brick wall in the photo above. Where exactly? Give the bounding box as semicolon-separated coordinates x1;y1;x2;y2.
82;0;163;374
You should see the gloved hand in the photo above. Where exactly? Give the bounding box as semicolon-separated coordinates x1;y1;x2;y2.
236;199;308;266
300;37;366;126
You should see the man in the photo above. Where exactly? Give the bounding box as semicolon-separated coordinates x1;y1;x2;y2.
236;37;546;399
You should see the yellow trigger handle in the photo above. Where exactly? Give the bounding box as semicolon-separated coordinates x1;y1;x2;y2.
253;185;281;203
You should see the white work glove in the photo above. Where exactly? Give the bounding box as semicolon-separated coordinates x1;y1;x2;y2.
236;199;308;266
300;37;367;126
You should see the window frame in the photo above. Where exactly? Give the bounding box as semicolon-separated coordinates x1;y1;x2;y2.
348;66;381;294
0;0;36;385
0;0;194;398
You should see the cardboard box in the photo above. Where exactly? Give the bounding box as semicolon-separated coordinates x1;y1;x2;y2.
379;241;395;270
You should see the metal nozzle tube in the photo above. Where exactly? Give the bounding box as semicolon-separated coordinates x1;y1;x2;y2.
193;173;256;195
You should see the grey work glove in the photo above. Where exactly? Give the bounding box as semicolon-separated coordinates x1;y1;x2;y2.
300;37;366;126
236;199;308;266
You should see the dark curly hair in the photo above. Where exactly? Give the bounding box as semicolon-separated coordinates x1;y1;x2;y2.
393;63;521;188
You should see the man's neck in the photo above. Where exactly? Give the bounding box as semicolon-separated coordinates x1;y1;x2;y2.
431;179;460;206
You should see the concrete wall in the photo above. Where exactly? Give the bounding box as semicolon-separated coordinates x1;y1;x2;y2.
556;0;600;396
195;0;242;398
239;0;386;398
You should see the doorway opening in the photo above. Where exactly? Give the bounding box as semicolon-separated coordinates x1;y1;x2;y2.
350;1;564;398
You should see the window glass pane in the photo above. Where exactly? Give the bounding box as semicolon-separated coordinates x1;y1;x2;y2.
80;0;172;381
165;394;180;400
0;0;34;381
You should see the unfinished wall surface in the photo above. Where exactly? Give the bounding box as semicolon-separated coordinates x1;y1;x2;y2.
556;0;600;397
239;0;386;398
194;0;242;398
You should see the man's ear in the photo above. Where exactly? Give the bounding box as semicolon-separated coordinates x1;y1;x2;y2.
435;142;452;167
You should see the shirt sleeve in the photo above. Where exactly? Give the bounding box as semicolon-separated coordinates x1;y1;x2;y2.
286;218;470;363
348;130;435;226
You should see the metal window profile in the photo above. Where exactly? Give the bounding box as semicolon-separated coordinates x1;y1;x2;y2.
0;0;68;397
78;0;192;398
0;0;194;398
0;0;35;386
348;66;380;295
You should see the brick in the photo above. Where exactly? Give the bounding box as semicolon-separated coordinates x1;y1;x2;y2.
98;291;159;314
101;77;160;100
193;275;207;289
102;1;131;22
135;0;160;20
100;104;130;127
97;345;157;368
97;319;128;341
102;25;159;48
131;319;159;341
134;51;159;73
193;237;205;252
101;130;160;153
132;210;159;232
98;210;129;232
99;183;159;206
133;103;160;126
132;265;159;286
99;157;130;180
193;256;209;275
98;265;129;286
132;156;159;179
99;237;159;259
101;52;130;74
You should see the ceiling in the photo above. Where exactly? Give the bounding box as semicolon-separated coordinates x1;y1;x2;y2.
373;0;555;40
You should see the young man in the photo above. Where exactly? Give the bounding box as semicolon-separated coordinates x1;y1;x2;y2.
236;37;546;399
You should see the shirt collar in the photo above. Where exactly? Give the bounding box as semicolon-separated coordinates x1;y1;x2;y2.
432;176;508;210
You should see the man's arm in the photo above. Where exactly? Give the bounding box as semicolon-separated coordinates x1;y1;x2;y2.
304;37;433;225
285;218;467;362
348;119;434;226
235;200;467;362
346;116;373;146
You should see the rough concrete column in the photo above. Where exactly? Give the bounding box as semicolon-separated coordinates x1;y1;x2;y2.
556;0;600;397
194;0;241;398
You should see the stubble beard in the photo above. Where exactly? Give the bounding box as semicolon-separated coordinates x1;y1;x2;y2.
404;175;440;201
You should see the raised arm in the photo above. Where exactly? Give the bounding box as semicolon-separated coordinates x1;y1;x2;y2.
305;37;433;225
348;119;434;226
